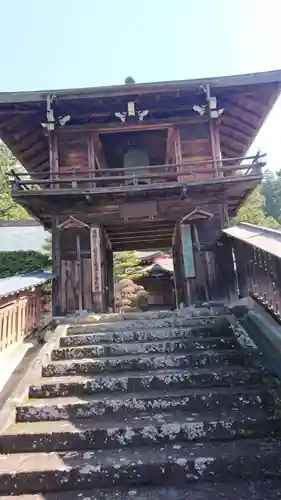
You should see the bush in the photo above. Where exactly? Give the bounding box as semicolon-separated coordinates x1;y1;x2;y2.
0;251;51;278
115;278;148;312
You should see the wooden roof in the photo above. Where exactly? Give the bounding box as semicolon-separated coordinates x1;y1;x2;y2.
0;69;281;175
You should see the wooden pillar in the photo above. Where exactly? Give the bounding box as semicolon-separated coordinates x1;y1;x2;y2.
87;133;96;187
49;132;59;187
206;84;219;176
208;237;237;302
219;203;230;229
105;247;114;312
52;216;60;316
76;233;83;312
174;126;183;180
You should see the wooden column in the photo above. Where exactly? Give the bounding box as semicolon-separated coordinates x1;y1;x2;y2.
87;133;96;187
49;132;59;186
208;237;237;303
173;126;183;180
206;84;219;176
76;233;83;312
52;216;60;316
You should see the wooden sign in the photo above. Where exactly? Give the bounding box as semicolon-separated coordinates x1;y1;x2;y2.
120;201;158;219
90;225;102;296
180;224;196;278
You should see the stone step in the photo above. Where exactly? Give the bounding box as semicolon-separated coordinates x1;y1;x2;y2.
17;386;273;423
66;315;228;335
62;324;234;345
2;410;280;454
54;337;240;360
1;481;281;499
29;367;266;399
42;350;255;378
1;439;281;494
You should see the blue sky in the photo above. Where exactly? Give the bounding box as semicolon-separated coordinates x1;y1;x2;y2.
0;0;281;171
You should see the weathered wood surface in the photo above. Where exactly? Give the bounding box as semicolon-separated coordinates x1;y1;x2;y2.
0;288;42;352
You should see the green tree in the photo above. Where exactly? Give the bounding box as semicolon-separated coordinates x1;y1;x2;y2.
232;188;279;227
0;142;29;220
261;169;281;223
114;251;147;281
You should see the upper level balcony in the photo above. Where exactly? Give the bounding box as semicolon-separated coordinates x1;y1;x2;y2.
9;152;264;228
11;152;264;198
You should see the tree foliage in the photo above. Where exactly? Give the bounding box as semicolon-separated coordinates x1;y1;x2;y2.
0;142;29;220
0;251;51;279
261;169;281;223
232;188;279;227
114;251;147;281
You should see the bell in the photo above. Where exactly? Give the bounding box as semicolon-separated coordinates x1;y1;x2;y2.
123;146;150;185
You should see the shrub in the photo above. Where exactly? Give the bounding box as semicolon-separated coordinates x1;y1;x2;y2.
0;251;51;278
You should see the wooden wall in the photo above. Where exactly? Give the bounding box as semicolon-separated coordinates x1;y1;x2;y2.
135;275;175;309
0;288;42;352
58;132;89;176
54;223;112;315
179;122;213;180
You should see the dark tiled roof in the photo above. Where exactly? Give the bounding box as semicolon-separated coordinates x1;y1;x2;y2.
0;271;56;299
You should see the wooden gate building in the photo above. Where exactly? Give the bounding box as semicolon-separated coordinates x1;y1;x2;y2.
0;70;280;314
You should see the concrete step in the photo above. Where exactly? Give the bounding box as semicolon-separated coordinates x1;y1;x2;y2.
42;350;255;378
2;410;280;454
54;337;240;360
29;367;266;399
1;439;281;494
1;481;281;499
17;386;273;423
62;324;234;345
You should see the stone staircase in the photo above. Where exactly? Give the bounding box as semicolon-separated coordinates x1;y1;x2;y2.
1;310;281;498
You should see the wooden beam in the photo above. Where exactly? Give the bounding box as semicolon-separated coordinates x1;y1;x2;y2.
17;131;42;153
221;115;256;135
56;116;207;134
0;107;41;115
110;233;173;242
87;133;96;172
165;127;174;164
221;123;251;143
49;132;59;177
226;94;266;119
221;98;262;127
107;227;174;236
21;140;47;159
219;132;247;152
174;125;182;179
0;115;23;129
206;85;219;174
51;216;60;316
94;134;107;169
28;151;49;170
112;240;172;251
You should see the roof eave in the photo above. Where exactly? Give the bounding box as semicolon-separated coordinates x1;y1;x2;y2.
1;69;281;105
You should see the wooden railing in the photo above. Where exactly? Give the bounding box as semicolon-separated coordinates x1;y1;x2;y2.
0;288;42;352
225;225;281;322
10;154;265;193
